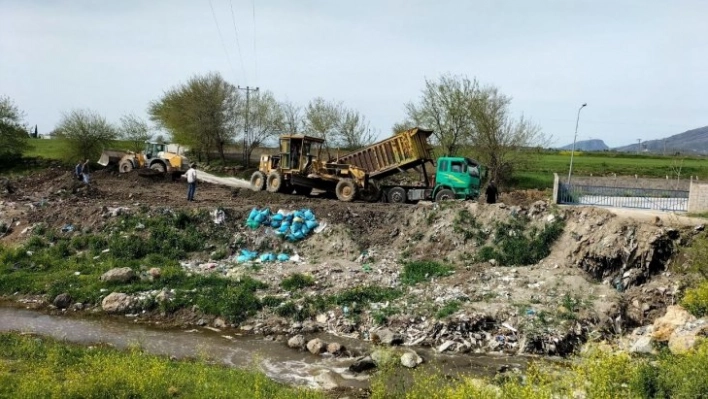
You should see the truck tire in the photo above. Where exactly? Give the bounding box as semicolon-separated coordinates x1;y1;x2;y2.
335;179;357;202
150;162;166;173
266;171;283;193
250;171;266;191
387;187;407;204
119;160;134;173
435;189;455;202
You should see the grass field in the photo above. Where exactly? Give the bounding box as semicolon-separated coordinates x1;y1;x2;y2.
22;139;134;161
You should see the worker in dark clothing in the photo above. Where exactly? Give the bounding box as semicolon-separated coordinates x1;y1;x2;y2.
485;180;498;204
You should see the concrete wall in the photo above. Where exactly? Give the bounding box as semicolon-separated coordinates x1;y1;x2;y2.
569;175;691;191
688;181;708;213
553;173;560;204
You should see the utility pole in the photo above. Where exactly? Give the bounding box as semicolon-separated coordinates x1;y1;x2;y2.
637;139;641;155
663;139;666;156
238;85;259;165
567;103;587;185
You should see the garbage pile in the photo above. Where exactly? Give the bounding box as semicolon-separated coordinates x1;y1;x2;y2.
235;249;293;264
246;207;319;242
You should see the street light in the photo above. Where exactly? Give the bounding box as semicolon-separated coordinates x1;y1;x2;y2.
567;103;587;185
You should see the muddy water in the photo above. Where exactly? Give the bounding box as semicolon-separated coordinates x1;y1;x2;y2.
0;307;529;389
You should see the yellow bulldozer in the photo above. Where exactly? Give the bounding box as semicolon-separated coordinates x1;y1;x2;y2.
98;142;190;177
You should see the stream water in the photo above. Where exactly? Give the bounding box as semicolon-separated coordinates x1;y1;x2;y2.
0;306;530;389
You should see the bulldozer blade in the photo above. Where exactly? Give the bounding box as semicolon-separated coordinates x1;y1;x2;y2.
98;150;129;166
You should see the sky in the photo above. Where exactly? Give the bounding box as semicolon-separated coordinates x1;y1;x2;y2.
1;0;707;148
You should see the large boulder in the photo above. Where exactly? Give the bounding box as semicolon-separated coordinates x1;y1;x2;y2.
100;267;135;283
668;320;708;354
287;335;306;349
101;292;134;313
314;370;344;390
629;336;655;355
348;356;376;373
326;342;345;356
372;328;403;346
306;338;326;355
652;305;696;342
52;293;72;309
371;349;397;367
400;351;423;368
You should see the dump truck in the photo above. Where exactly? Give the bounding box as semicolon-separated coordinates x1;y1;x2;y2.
250;127;485;203
98;142;189;177
334;128;485;202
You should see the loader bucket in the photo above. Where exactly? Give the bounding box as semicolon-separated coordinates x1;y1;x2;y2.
98;150;129;166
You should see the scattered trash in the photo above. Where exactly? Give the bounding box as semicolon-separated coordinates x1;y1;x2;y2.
362;264;372;273
237;249;258;263
135;223;145;230
60;224;74;233
212;208;226;225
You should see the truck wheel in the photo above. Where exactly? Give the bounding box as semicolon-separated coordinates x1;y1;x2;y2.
335;179;357;202
150;162;166;173
294;185;313;196
360;185;382;202
250;171;266;191
266;171;283;193
435;189;455;202
387;187;407;204
119;160;133;173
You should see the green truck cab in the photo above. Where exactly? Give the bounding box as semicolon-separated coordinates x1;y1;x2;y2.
432;157;485;201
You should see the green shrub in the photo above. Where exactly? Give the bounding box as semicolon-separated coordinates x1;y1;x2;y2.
681;280;708;317
401;260;453;285
280;273;315;291
436;301;461;319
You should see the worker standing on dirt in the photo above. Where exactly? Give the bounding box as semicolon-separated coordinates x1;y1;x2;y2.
81;159;90;185
485;180;498;204
186;163;197;202
74;161;83;181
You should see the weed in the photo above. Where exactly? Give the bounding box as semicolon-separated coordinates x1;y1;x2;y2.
436;301;461;318
475;218;565;266
401;260;454;285
681;280;708;317
280;273;315;291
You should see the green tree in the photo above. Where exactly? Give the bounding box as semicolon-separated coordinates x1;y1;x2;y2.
281;101;304;134
149;72;239;164
304;97;373;149
119;114;151;153
339;109;375;149
0;95;29;162
56;109;117;162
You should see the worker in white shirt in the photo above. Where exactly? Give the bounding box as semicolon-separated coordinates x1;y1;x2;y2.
186;163;197;201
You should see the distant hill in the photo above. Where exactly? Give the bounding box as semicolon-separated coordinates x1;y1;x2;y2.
558;139;609;152
613;126;708;154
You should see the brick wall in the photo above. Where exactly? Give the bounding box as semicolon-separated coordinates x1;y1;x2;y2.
688;181;708;213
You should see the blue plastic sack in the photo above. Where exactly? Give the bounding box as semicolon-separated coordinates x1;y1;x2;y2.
305;220;318;230
259;253;276;262
303;210;315;220
277;253;290;262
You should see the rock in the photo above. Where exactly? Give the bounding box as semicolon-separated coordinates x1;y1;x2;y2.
315;370;344;390
288;335;306;349
400;351;423;368
155;290;172;303
100;267;135;283
53;293;72;309
348;356;377;373
306;338;326;354
71;302;84;311
373;328;403;346
371;349;396;367
668;321;708;354
316;313;328;324
101;292;133;313
438;340;456;353
148;267;161;279
213;317;227;329
327;342;344;355
546;214;556;223
652;305;696;342
629;336;655;354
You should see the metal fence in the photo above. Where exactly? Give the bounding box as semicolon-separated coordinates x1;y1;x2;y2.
559;183;689;212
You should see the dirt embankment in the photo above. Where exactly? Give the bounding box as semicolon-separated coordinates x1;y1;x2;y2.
0;168;702;357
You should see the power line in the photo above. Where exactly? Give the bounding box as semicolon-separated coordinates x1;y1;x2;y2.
208;0;238;80
229;0;248;84
252;0;258;84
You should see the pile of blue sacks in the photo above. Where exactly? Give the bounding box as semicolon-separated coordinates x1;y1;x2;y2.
246;207;319;242
235;249;290;263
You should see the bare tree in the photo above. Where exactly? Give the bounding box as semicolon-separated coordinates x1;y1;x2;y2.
56;109;118;161
119;114;151;153
391;121;415;135
469;86;548;184
338;109;375;149
281;101;304;133
404;74;479;156
240;90;284;165
305;97;342;143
